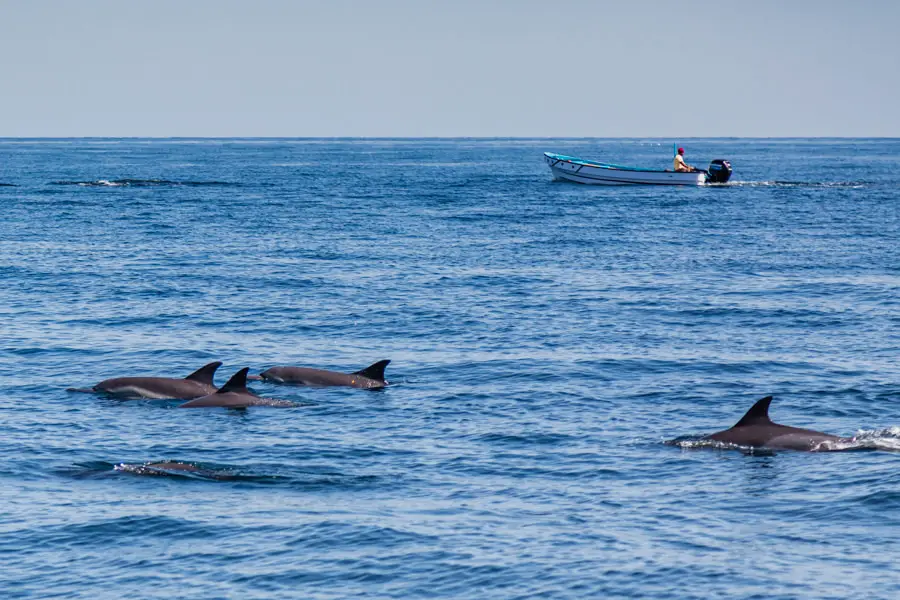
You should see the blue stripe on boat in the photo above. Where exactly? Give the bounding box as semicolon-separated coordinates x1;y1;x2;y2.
543;152;663;173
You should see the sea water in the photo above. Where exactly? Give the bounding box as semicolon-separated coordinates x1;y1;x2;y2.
1;138;899;599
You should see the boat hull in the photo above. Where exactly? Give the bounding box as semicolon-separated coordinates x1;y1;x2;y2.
544;152;707;186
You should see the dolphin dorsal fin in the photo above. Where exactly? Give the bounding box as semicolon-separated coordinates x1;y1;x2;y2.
733;396;774;427
185;361;223;385
217;368;250;394
352;359;390;382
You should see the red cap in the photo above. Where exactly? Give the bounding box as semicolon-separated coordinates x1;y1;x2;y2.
677;147;684;154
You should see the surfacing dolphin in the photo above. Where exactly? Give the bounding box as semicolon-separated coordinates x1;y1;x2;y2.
67;361;222;399
178;368;297;408
115;461;240;480
704;395;854;451
250;359;390;389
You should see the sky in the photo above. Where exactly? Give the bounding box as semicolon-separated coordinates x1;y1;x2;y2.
0;0;897;137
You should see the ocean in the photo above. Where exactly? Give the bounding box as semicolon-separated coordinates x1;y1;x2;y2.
1;138;899;599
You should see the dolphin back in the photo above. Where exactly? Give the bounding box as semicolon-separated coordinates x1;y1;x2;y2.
217;368;252;395
90;376;213;399
184;361;223;386
732;396;774;427
258;361;390;388
177;369;253;408
352;360;390;383
705;395;843;451
179;393;253;408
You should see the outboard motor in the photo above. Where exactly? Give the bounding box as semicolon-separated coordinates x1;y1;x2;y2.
706;159;732;184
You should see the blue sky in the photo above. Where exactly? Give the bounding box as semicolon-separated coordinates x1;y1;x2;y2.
0;0;897;137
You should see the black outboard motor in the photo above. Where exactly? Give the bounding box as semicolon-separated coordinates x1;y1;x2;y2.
706;159;732;184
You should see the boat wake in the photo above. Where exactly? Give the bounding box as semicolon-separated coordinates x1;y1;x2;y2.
51;178;239;187
720;180;866;189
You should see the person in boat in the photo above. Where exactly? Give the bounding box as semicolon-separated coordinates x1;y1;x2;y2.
673;147;695;172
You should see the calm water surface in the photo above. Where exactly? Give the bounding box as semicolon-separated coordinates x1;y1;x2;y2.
1;138;899;599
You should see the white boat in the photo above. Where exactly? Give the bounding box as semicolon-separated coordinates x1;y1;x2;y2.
544;152;731;186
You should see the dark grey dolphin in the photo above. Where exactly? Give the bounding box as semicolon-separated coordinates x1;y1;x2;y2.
250;360;390;389
178;368;297;408
67;361;222;399
705;396;854;451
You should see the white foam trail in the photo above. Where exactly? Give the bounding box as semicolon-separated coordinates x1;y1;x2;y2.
723;180;865;189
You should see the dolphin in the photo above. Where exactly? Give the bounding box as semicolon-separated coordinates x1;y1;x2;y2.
178;368;297;408
117;462;206;476
704;395;854;451
115;462;240;480
250;359;390;389
67;361;222;399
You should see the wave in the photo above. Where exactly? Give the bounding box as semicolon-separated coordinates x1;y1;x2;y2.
0;515;224;553
0;182;16;187
50;178;239;187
